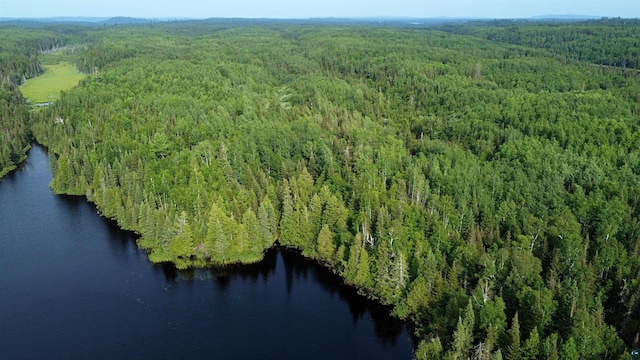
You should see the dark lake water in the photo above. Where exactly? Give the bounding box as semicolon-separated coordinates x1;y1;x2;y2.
0;146;415;359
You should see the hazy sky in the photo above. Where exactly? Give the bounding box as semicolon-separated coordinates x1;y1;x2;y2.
1;0;639;19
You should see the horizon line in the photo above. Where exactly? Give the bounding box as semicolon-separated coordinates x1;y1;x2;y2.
2;14;631;21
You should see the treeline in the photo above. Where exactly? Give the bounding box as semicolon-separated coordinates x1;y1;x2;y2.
19;22;640;358
439;19;640;70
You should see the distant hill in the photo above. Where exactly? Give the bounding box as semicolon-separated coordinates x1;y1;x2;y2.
100;17;154;25
531;14;600;20
0;15;614;28
0;17;158;26
0;17;105;27
0;17;106;24
41;16;109;23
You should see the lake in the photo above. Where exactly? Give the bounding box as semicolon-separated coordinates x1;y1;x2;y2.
0;145;415;359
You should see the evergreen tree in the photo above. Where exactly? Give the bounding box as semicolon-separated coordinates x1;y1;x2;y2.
560;337;579;360
521;328;540;360
506;313;521;360
316;223;335;262
257;196;277;247
169;211;194;268
449;301;475;359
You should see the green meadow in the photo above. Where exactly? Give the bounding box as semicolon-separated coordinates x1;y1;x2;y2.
20;61;85;103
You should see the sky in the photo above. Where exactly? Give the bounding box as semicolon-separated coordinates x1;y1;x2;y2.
1;0;639;19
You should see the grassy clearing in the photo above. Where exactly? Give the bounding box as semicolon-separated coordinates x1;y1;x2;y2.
20;61;85;103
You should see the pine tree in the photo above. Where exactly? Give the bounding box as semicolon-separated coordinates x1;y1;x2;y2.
345;238;372;288
391;250;408;296
51;154;71;192
316;223;335;262
521;328;540;360
242;208;263;253
449;301;474;359
205;201;231;261
279;179;298;246
374;238;394;300
257;196;277;248
506;313;521;360
169;211;194;259
560;337;579;360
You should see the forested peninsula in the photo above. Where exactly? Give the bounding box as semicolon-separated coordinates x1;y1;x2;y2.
2;19;640;359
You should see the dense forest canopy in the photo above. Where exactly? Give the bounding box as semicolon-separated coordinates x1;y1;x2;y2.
2;19;640;359
438;18;640;70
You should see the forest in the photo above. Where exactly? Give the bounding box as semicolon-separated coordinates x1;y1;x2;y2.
2;19;640;359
